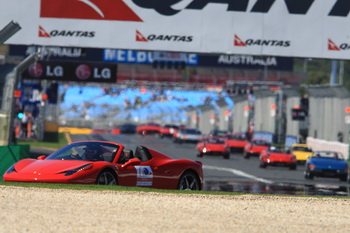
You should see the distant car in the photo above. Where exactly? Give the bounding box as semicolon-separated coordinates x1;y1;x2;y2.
119;123;137;134
111;123;137;135
159;124;179;138
259;146;297;170
208;129;231;138
225;133;249;152
173;128;203;144
91;129;109;134
243;139;271;159
288;144;313;164
3;141;204;190
304;151;348;181
136;123;161;135
196;136;230;159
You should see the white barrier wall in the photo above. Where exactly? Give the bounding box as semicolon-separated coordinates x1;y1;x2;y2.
307;86;350;142
253;90;275;134
231;95;248;133
307;137;349;160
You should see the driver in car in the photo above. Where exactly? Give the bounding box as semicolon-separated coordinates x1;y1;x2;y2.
84;144;104;161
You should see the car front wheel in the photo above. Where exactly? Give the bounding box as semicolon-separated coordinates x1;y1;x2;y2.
96;170;117;185
259;160;267;168
304;170;314;180
178;171;200;190
339;174;348;182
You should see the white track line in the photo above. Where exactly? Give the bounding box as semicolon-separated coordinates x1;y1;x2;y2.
203;165;273;184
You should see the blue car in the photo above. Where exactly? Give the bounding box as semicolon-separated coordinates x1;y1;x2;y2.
304;151;348;181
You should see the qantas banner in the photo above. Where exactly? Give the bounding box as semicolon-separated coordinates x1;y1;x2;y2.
1;0;350;59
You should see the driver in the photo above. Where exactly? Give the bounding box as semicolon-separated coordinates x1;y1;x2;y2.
84;144;104;161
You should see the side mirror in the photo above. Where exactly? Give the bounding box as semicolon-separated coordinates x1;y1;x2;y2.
37;155;47;160
121;158;141;168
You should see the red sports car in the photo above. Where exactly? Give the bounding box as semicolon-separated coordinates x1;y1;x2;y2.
243;139;271;159
196;136;230;159
159;124;179;138
259;146;297;170
136;123;161;135
3;141;203;190
225;133;249;152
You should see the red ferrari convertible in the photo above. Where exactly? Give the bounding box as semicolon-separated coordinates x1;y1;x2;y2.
136;122;161;135
3;141;203;190
259;146;297;170
243;139;271;159
196;136;230;159
225;133;249;152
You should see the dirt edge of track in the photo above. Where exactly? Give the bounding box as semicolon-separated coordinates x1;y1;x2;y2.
1;186;350;232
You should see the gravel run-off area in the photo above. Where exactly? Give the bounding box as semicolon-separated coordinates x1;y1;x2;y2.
1;186;350;233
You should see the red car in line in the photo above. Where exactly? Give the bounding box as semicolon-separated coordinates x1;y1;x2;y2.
243;139;271;159
259;146;297;170
225;133;249;153
159;124;179;138
136;122;161;135
196;136;230;159
3;140;203;190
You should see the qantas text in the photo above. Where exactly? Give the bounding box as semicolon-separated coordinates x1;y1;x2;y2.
132;0;350;17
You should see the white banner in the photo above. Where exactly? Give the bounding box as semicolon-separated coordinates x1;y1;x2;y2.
1;0;350;59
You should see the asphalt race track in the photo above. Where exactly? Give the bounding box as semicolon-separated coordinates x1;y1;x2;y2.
36;133;350;196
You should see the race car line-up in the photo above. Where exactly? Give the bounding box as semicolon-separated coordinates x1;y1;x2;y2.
3;122;349;190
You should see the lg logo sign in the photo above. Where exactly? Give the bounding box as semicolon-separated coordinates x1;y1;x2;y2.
76;64;112;80
25;62;116;83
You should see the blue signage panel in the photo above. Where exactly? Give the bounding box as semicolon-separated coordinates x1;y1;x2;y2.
103;49;199;65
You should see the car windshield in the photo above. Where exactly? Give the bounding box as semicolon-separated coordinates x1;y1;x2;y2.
46;142;120;162
227;134;246;140
212;130;229;137
205;138;225;144
269;147;285;153
164;124;178;129
182;129;201;135
315;151;344;160
292;146;312;152
253;140;270;146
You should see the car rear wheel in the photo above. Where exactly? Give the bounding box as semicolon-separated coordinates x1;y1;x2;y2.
96;170;117;185
197;152;203;157
223;153;230;159
178;171;200;190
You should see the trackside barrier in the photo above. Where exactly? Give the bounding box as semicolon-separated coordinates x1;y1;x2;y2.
0;144;30;180
307;137;349;160
59;127;93;134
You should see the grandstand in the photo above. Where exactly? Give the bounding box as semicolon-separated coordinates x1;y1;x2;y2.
58;84;226;129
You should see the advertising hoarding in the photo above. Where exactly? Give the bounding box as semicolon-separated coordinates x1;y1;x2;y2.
22;61;117;83
0;0;349;59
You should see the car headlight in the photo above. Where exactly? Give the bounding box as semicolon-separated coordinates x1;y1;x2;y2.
6;165;16;174
203;148;207;153
61;163;93;176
